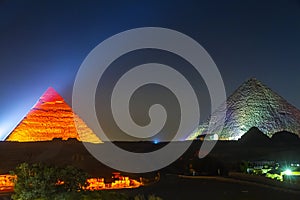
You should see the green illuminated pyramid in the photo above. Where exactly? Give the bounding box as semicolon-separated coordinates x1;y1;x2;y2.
187;78;300;140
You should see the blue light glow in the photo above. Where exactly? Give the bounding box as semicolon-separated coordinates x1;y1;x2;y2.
0;100;36;140
153;139;159;144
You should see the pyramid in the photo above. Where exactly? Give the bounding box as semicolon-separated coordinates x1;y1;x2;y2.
5;87;102;143
187;78;300;140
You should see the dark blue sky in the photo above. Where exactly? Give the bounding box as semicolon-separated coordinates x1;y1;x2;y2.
0;0;300;139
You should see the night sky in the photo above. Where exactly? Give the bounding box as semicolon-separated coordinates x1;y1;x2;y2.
0;0;300;140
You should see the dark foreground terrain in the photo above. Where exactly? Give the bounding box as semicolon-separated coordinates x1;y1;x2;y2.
0;130;300;199
0;133;300;176
1;175;299;200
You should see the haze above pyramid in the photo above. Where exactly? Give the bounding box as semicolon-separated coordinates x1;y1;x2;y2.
5;87;102;143
187;78;300;140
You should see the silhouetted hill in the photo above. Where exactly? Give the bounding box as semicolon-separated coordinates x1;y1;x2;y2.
271;131;300;145
238;127;270;146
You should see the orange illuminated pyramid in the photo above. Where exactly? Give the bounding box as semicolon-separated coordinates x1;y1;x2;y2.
5;87;102;143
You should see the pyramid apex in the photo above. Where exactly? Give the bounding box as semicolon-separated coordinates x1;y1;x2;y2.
245;77;262;84
248;77;258;81
239;77;266;89
45;86;56;91
39;87;64;103
44;86;60;94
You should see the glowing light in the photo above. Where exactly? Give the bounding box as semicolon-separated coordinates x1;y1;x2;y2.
153;139;159;144
283;169;292;175
213;134;218;140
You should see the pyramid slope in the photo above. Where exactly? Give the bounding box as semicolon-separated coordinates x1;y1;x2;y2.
5;87;102;143
187;78;300;140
